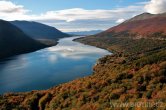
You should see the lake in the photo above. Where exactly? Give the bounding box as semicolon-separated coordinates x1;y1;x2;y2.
0;36;110;94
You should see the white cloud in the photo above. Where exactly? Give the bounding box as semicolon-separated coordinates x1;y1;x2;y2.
0;1;28;13
30;6;144;31
0;1;31;20
116;18;125;23
144;0;166;14
28;6;143;22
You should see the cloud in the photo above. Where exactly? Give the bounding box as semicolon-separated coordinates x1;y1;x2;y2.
0;1;146;31
144;0;166;14
0;1;31;21
0;1;28;13
34;6;144;31
29;6;144;22
116;18;125;23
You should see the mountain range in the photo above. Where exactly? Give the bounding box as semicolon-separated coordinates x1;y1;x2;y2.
0;12;166;110
0;20;70;59
11;21;70;40
67;30;102;36
0;20;49;59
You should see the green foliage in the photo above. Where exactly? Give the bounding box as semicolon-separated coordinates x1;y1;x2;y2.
76;34;166;55
135;50;166;67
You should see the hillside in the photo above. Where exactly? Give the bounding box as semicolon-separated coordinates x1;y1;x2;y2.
125;12;166;22
0;13;166;110
0;20;47;59
11;21;71;40
0;49;165;110
105;12;166;38
76;12;166;54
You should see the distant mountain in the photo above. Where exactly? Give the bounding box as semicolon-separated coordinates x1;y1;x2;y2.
67;30;102;36
11;21;71;40
0;20;47;59
106;12;166;37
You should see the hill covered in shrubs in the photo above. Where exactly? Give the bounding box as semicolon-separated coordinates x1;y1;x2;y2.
0;42;165;110
0;13;166;110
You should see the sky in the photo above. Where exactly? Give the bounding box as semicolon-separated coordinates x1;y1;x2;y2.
0;0;166;32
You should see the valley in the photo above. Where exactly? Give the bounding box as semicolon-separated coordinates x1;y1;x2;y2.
0;20;70;60
0;12;166;110
0;36;110;94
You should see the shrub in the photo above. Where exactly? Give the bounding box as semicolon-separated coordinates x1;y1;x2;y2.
146;91;152;99
158;69;166;76
39;93;52;110
24;93;41;110
136;85;146;91
110;93;120;100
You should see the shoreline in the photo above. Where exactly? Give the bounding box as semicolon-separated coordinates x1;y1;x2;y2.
0;36;165;109
0;36;110;95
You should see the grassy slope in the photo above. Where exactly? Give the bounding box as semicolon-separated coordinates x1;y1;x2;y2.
0;32;166;110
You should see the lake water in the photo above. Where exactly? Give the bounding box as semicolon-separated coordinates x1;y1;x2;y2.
0;36;110;94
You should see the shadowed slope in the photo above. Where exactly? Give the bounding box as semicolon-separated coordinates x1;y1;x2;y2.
11;21;71;40
0;20;46;59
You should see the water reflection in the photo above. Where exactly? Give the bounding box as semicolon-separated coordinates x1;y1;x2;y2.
0;36;111;94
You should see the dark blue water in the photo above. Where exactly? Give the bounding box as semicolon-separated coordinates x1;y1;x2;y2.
0;36;110;94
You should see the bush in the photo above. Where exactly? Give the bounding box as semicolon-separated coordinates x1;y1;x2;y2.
39;93;52;110
158;69;166;76
25;93;41;110
146;91;152;99
110;93;120;100
136;85;146;91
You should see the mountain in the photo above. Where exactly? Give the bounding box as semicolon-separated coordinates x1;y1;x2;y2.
125;12;166;22
11;21;71;40
106;12;166;37
75;12;166;54
1;13;166;110
67;30;102;36
0;20;47;59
